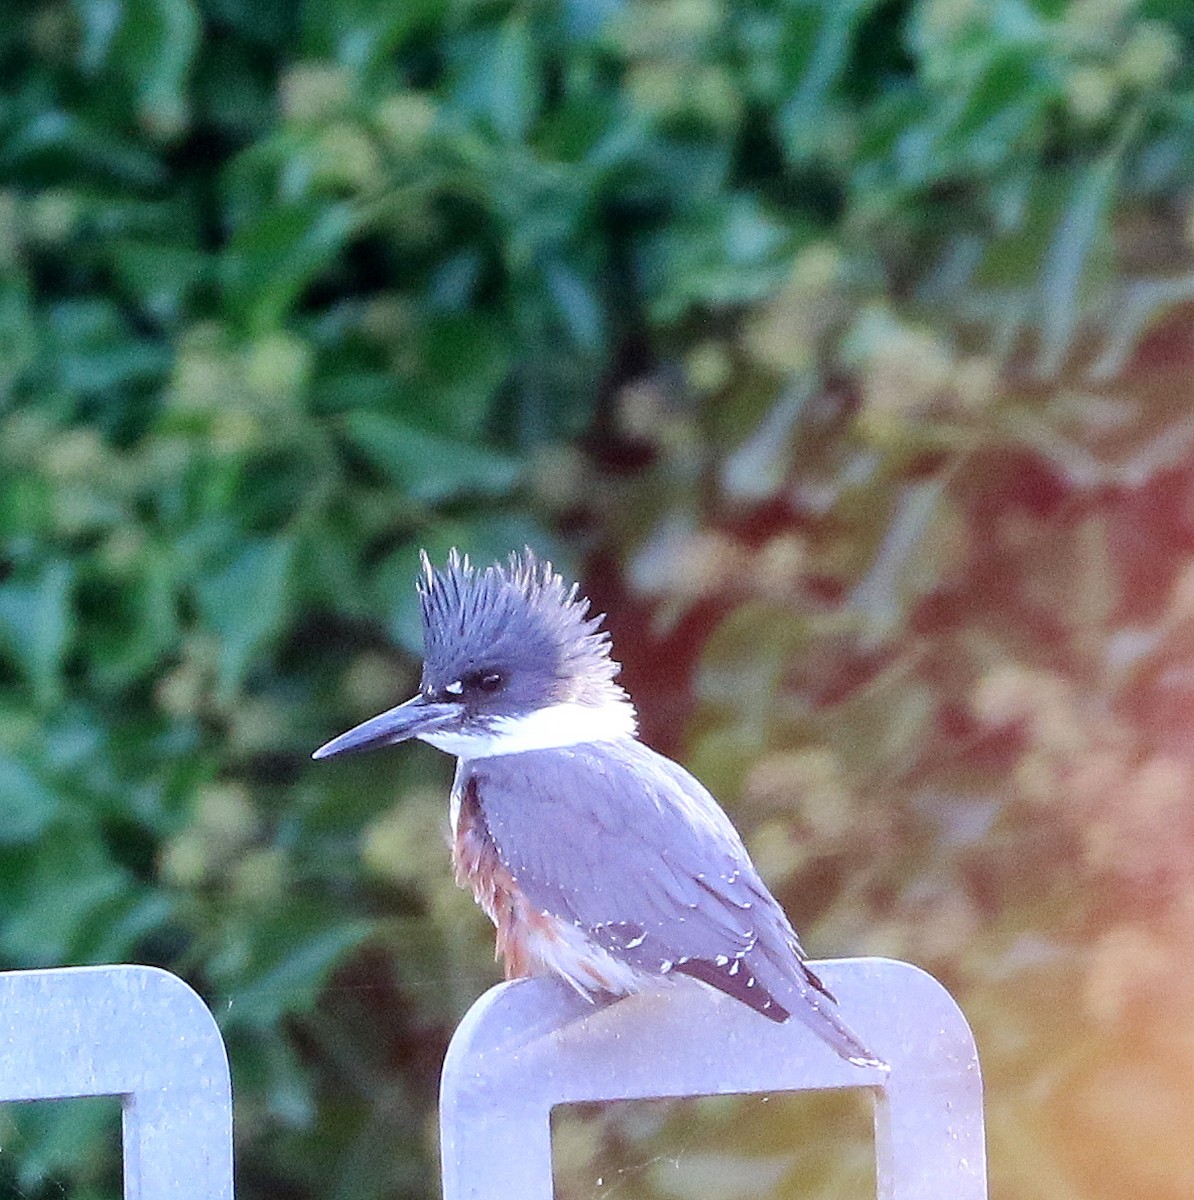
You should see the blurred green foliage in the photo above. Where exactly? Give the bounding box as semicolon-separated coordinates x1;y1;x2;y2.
2;0;1194;1197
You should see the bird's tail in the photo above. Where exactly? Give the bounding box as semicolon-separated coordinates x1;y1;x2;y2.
765;958;888;1070
793;984;886;1069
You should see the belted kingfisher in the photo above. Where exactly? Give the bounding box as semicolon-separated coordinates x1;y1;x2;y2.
313;549;881;1067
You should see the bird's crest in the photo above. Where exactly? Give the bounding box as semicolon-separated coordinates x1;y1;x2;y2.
417;548;625;705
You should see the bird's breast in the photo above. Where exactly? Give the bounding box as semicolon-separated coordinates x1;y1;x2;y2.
449;773;640;995
451;776;505;918
451;774;545;979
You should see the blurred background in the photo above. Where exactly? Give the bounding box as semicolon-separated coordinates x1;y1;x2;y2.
2;0;1194;1196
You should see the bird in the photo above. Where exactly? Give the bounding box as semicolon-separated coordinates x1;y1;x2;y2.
312;548;882;1068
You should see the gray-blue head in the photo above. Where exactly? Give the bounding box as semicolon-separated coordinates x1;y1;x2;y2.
312;549;636;761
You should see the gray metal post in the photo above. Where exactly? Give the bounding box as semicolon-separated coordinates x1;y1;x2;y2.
0;964;233;1200
440;956;985;1200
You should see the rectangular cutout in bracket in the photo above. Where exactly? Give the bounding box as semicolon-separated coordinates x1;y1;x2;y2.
0;1096;123;1200
552;1089;874;1200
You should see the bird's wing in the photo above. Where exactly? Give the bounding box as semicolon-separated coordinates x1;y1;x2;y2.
463;740;822;1018
465;741;883;1065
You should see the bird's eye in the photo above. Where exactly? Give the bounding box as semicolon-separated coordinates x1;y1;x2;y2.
458;669;504;694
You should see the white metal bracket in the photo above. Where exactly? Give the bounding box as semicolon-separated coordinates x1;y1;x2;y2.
0;964;233;1200
440;956;986;1200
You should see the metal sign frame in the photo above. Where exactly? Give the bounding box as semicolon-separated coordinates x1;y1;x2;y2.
440;956;986;1200
0;964;233;1200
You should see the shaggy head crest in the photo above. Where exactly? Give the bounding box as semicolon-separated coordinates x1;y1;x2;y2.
416;548;628;710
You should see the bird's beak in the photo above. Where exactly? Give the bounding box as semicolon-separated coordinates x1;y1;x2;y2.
311;695;458;760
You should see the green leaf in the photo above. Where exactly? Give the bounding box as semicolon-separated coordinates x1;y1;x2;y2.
223;201;358;332
115;0;202;135
545;261;605;351
0;827;129;965
0;755;63;845
106;239;209;323
0;110;165;187
642;195;795;322
1036;133;1131;377
195;537;296;703
213;911;374;1032
300;0;444;70
0;276;38;404
0;560;73;708
419;313;512;440
695;601;809;744
448;16;542;142
488;16;541;142
81;887;177;962
43;298;171;398
342;412;522;504
88;548;180;690
777;0;876;160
